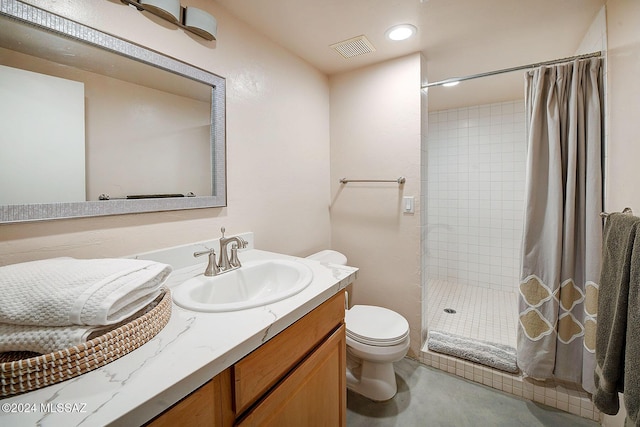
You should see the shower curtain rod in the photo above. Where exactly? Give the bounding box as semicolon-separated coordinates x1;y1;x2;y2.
421;51;602;89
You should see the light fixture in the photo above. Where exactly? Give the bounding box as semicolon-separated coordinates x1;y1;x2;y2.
120;0;217;41
385;24;417;41
139;0;181;23
184;7;217;41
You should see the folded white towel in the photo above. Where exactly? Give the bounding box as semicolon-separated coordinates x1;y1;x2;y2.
0;292;164;354
0;322;108;354
0;257;172;326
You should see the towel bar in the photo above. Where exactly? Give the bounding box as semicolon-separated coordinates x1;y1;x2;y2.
600;207;634;219
340;177;406;184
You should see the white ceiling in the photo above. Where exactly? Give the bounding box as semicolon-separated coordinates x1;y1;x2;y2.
214;0;605;110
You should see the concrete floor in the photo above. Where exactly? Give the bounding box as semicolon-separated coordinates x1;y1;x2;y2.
347;358;600;427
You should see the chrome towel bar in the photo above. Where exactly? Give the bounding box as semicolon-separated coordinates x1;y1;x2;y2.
600;207;634;219
340;177;406;184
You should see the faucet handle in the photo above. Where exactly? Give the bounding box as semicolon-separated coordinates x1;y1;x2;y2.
229;243;242;268
194;248;215;258
220;226;226;238
193;249;219;276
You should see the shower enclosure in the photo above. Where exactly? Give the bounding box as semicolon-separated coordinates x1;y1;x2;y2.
418;70;603;424
422;99;527;351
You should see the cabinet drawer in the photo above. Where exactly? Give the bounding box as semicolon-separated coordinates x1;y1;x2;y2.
237;324;346;427
233;291;345;414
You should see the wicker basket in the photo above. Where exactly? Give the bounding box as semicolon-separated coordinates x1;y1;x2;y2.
0;289;172;397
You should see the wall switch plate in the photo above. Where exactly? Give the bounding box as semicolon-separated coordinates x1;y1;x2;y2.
403;196;415;214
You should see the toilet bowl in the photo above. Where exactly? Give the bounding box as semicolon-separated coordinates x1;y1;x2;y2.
306;250;410;401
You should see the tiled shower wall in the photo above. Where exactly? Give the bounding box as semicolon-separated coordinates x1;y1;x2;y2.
426;100;527;292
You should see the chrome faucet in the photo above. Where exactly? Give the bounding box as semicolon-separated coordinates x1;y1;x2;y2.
193;227;247;276
218;227;248;271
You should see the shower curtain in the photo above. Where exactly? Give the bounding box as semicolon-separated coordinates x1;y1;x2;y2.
517;57;603;394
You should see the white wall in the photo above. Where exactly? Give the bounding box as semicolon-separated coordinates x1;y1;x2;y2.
426;100;526;293
1;49;211;201
0;0;331;265
85;76;211;200
329;54;423;356
0;65;85;204
605;0;640;212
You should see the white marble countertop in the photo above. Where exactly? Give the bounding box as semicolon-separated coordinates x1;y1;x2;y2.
0;236;357;426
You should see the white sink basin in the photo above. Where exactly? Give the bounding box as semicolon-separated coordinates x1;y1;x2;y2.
172;259;313;312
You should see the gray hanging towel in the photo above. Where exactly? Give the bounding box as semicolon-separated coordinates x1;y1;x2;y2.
594;212;640;426
626;223;640;426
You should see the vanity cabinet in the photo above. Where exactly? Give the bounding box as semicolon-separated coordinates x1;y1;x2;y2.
146;370;233;426
147;291;346;427
238;325;345;426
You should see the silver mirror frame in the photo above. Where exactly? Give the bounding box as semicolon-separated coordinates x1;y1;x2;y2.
0;0;226;223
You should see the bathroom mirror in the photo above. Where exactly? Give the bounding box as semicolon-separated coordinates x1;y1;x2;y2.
0;0;226;223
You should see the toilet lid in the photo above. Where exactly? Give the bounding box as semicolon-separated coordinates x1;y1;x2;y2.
306;250;348;265
346;305;409;346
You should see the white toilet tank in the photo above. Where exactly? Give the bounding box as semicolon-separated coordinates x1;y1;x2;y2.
306;250;348;266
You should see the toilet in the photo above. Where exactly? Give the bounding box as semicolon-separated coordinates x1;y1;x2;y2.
306;250;410;401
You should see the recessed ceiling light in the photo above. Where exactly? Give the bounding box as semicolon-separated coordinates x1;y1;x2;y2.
386;24;417;41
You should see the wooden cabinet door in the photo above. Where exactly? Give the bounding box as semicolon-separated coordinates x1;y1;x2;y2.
237;324;346;427
234;291;345;414
146;369;233;427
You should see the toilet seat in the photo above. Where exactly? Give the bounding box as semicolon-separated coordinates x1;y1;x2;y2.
346;305;409;347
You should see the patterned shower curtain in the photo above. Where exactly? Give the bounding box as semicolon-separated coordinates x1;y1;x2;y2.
517;57;603;394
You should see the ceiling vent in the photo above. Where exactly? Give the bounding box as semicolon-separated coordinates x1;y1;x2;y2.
330;35;376;59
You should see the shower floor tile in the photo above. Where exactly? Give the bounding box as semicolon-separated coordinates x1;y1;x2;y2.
427;279;518;348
